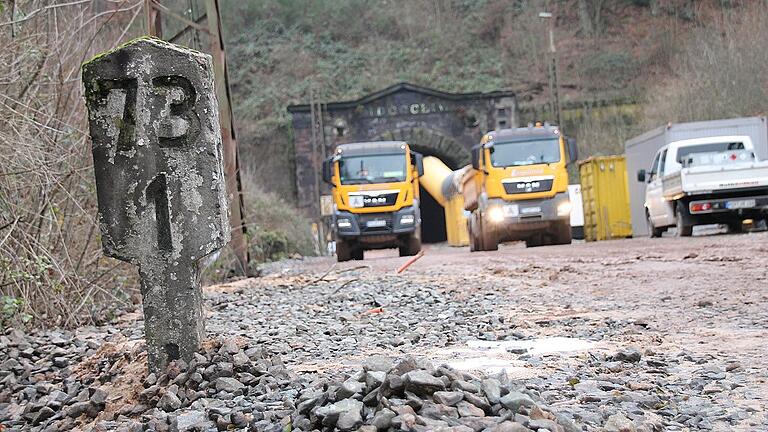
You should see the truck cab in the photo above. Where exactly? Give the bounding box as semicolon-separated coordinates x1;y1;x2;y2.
464;123;578;249
639;135;768;236
322;141;424;261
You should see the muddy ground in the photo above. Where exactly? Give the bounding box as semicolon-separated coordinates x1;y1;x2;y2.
249;231;768;430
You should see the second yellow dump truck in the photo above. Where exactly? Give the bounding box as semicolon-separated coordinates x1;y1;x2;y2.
463;123;578;250
322;141;424;261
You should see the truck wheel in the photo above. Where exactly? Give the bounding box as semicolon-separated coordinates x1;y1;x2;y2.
399;234;421;257
468;218;477;252
647;211;663;238
469;212;482;252
352;247;364;260
525;234;544;248
479;215;498;251
336;240;352;262
727;221;744;234
551;222;572;245
675;202;693;237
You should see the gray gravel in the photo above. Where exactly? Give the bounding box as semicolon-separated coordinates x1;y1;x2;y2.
2;233;767;431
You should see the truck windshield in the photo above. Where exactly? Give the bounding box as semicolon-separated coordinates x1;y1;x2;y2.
339;154;406;184
677;142;745;163
490;138;561;167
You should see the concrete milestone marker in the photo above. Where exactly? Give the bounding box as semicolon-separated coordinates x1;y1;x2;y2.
82;38;229;372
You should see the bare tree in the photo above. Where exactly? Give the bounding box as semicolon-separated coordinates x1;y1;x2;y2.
0;0;143;328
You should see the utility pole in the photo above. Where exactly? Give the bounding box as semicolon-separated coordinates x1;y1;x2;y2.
144;0;250;276
539;11;562;128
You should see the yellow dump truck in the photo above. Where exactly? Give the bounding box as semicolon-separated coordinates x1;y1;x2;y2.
322;141;424;261
463;123;579;250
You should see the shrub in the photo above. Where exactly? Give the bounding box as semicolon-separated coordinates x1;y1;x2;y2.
642;1;768;126
580;52;637;91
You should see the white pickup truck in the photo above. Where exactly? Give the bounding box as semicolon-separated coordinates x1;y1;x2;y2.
637;135;768;237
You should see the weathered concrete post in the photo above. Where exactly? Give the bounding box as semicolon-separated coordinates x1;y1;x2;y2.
82;38;230;372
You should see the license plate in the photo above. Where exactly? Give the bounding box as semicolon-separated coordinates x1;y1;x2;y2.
349;195;364;208
503;204;519;217
366;220;387;228
521;206;541;214
725;199;755;209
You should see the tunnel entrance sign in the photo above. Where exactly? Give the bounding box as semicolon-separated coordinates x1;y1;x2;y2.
82;38;230;372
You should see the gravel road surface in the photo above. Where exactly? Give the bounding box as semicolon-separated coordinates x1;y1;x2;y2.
2;231;767;431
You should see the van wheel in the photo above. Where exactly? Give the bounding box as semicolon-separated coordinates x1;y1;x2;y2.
336;240;352;262
399;233;421;256
647;211;663;238
675;202;693;237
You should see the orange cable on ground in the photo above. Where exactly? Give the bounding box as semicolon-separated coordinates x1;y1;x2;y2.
396;250;425;274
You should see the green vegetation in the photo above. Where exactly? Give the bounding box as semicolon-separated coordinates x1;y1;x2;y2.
1;295;32;331
221;0;764;191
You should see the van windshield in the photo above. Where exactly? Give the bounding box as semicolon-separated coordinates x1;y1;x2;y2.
490;138;561;167
339;154;406;184
677;142;745;163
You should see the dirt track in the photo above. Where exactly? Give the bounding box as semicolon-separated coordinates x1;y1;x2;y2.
4;231;768;431
249;230;768;430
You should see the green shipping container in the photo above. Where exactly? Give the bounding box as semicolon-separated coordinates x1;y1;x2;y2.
578;156;633;241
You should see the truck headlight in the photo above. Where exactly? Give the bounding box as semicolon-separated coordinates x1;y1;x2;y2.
487;206;505;223
400;214;415;225
557;201;572;216
337;218;352;228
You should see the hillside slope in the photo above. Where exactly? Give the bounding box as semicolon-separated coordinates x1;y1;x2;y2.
221;0;746;199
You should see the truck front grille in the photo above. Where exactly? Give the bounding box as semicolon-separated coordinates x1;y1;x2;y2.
357;213;393;233
503;179;553;194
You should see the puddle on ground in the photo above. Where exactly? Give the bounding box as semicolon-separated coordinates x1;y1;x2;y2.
467;337;595;355
430;337;598;376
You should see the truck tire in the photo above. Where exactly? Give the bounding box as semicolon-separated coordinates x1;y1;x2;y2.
525;234;544;247
550;222;572;245
478;214;498;251
352;247;364;260
675;202;693;237
469;212;482;252
399;233;421;257
336;240;352;262
647;210;664;238
468;218;477;252
727;221;744;234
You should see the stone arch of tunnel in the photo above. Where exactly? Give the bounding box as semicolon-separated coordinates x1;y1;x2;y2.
286;82;517;247
373;128;470;244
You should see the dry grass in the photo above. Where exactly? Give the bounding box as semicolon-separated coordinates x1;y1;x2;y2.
0;1;144;328
642;1;768;126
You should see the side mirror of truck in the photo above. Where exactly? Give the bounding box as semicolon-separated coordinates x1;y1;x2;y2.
566;137;579;165
636;169;646;183
321;158;334;184
471;146;482;170
412;152;424;177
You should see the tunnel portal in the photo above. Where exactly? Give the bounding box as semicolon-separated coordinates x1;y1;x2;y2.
288;82;517;224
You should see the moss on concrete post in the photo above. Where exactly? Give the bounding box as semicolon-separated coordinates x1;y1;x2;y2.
82;38;229;372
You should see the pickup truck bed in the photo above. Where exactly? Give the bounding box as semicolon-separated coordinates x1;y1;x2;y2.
661;161;768;199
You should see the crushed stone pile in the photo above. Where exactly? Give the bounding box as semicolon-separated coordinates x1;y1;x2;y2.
1;330;582;432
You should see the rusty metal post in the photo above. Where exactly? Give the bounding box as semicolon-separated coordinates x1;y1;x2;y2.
145;0;163;37
204;0;250;275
